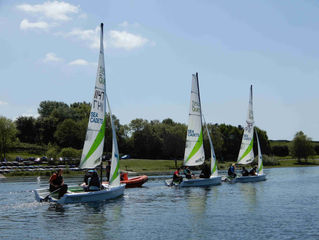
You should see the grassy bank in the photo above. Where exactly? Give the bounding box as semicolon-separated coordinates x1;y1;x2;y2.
2;158;319;177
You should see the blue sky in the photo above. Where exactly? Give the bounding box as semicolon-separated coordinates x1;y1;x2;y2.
0;0;319;140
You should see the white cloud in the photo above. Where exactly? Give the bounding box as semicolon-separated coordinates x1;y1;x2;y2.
119;21;129;27
118;21;140;28
68;27;100;49
20;19;49;30
43;52;63;62
69;59;89;66
17;1;79;21
108;30;148;50
0;101;8;105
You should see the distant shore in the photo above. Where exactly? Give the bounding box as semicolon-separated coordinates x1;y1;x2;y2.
1;158;318;178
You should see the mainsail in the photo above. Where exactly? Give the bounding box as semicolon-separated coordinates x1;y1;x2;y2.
184;73;205;166
203;116;218;177
255;128;263;175
237;85;254;165
80;23;106;169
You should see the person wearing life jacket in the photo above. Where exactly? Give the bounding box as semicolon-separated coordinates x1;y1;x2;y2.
81;170;101;191
49;169;68;198
228;163;237;178
199;163;211;178
173;167;183;184
183;166;195;179
249;166;257;176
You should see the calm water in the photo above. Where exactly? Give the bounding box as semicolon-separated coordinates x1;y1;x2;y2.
0;167;318;240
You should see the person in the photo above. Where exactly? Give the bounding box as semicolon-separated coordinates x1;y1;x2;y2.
241;167;249;176
105;160;111;181
81;170;101;191
249;166;257;176
173;167;183;184
199;163;211;178
183;166;195;179
49;169;68;198
227;163;237;178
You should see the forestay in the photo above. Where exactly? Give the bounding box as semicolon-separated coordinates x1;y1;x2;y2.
184;73;205;166
80;24;106;169
237;85;254;165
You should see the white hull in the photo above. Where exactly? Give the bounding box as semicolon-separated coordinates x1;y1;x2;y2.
235;174;266;183
165;176;222;187
34;184;125;204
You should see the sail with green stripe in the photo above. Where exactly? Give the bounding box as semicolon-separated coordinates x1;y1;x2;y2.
80;23;106;169
255;128;263;175
106;93;120;187
203;116;218;177
184;73;205;166
237;85;254;165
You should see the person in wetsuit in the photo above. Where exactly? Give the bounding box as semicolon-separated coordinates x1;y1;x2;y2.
183;166;195;179
49;169;68;198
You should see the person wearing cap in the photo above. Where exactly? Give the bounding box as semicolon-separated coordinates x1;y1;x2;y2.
49;169;68;198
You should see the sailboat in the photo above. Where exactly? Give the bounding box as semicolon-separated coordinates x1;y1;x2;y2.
166;73;221;187
34;23;125;204
235;85;266;183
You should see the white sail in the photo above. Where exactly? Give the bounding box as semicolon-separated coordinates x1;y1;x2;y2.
255;128;263;175
203;117;218;177
106;94;120;187
80;23;106;169
184;73;205;166
237;85;254;165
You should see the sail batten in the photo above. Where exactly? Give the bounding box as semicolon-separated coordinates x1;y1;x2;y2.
184;73;205;166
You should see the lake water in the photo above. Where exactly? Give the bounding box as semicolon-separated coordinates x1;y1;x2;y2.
0;167;318;240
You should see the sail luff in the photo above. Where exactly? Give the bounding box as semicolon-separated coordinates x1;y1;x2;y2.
255;128;263;175
237;85;254;165
80;23;106;169
184;73;205;166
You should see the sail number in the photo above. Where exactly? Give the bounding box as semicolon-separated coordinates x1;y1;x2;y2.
192;101;200;113
90;112;103;124
188;129;199;137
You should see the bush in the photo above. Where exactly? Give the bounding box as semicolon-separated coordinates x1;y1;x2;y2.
272;145;289;157
262;155;280;166
46;145;60;159
59;147;81;158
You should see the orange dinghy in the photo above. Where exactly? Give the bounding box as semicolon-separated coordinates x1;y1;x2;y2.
103;173;148;188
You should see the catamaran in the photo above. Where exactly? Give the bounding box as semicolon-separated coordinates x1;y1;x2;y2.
234;85;266;183
34;23;125;204
166;73;221;187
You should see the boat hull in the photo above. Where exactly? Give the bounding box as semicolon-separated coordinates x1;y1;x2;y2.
235;174;266;183
103;175;148;188
34;184;125;204
165;176;222;187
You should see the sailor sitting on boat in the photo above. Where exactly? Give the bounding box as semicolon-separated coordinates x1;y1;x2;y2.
241;167;249;176
228;163;237;178
81;170;101;191
183;166;195;179
49;169;68;198
249;166;257;176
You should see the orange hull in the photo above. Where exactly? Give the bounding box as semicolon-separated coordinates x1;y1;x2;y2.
103;175;148;188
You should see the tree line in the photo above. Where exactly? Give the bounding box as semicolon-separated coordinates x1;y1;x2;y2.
0;100;318;162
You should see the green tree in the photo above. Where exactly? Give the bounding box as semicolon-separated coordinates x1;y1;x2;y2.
54;119;85;149
290;131;315;163
0;116;17;160
15;116;37;143
38;101;68;118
